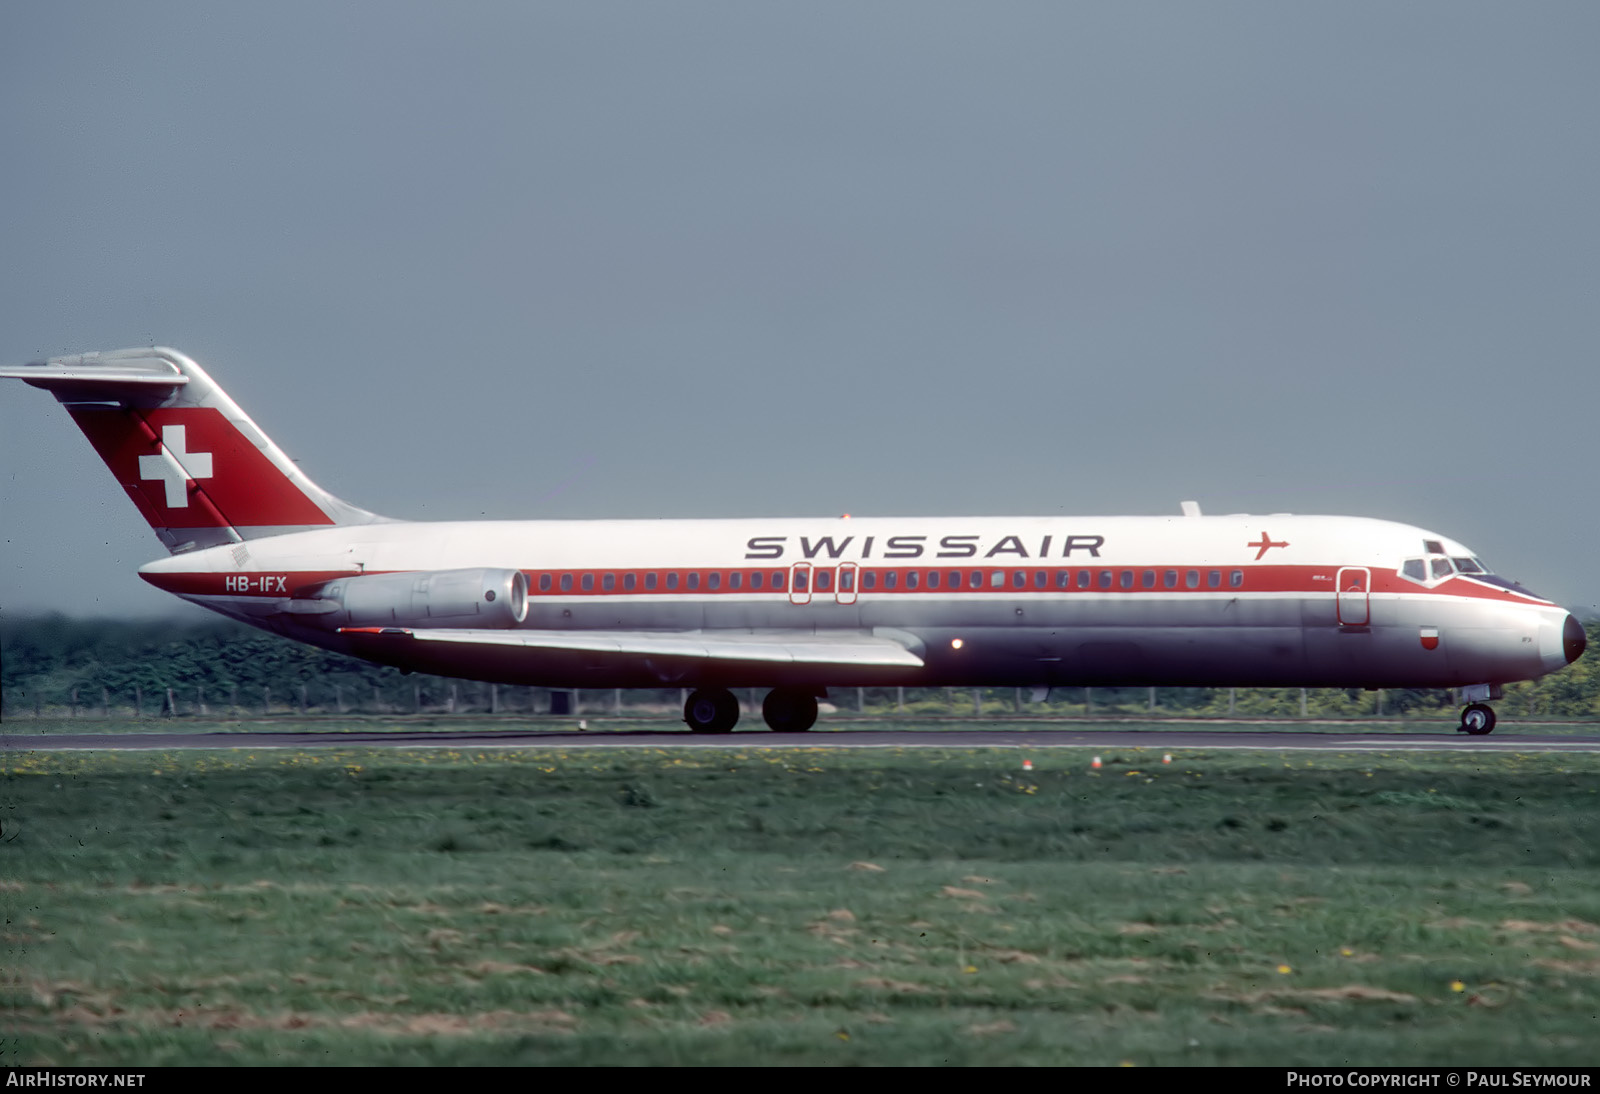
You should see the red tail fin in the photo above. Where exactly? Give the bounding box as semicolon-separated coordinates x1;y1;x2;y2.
2;348;384;553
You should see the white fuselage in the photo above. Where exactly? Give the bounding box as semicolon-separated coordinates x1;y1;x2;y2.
139;513;1576;691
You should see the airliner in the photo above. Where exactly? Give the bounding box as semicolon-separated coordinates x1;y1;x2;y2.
3;347;1584;735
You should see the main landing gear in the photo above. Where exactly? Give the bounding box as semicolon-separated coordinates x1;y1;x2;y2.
1458;703;1497;736
682;687;820;733
683;688;740;734
762;687;819;733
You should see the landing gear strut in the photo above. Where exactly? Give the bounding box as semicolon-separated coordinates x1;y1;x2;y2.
762;687;818;733
684;688;740;733
1458;703;1497;736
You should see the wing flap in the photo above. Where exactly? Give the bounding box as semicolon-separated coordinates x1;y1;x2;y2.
339;626;925;668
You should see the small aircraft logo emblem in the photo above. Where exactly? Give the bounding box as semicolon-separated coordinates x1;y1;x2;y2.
1420;627;1440;651
1247;532;1289;560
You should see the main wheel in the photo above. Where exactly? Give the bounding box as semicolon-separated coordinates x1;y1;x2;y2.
1460;703;1497;736
762;687;819;732
684;688;740;733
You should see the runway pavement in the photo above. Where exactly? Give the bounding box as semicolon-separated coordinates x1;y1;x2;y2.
8;726;1600;752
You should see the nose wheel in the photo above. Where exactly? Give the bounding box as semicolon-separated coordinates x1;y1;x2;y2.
1458;703;1497;736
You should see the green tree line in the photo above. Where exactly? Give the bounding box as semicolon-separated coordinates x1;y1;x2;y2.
3;614;1597;720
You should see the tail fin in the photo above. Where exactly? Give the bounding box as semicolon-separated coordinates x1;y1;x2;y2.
1;347;386;554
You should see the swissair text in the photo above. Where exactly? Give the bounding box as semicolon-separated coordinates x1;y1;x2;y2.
744;534;1104;562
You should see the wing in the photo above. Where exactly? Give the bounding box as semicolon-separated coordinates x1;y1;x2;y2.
341;626;924;665
336;626;925;687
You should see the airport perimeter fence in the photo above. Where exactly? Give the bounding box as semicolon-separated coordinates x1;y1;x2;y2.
4;681;1582;722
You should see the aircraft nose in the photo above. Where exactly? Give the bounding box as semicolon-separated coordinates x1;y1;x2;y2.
1565;614;1587;665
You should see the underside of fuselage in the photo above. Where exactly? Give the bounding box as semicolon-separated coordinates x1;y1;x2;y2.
200;588;1573;693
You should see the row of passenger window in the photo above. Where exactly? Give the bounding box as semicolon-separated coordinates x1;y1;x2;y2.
532;568;1247;593
855;568;1246;592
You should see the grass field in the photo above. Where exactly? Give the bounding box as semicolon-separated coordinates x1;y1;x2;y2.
5;741;1600;1065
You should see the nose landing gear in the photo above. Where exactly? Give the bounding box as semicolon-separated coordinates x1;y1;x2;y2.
1458;703;1497;736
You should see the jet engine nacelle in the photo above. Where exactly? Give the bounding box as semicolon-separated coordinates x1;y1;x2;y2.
296;567;528;629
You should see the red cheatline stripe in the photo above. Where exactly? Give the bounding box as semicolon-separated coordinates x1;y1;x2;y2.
140;563;1551;606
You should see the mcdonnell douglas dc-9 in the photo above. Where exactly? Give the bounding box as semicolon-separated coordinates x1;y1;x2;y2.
3;348;1585;735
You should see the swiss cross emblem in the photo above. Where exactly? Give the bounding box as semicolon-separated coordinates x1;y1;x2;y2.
138;424;214;508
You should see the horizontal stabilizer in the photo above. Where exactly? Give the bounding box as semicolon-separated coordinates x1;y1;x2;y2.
0;351;190;392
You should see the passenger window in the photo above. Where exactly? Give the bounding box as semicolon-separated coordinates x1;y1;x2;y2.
991;571;1006;588
1142;570;1155;589
1208;570;1221;588
1164;570;1177;589
707;573;721;590
1186;570;1199;589
1056;570;1071;588
927;571;941;590
772;571;785;591
687;573;700;590
1013;571;1026;589
539;573;552;592
1078;571;1091;589
816;571;832;591
1230;570;1243;588
952;570;965;589
581;574;594;591
970;570;983;589
793;570;807;591
602;573;615;591
623;573;636;591
560;573;572;592
729;572;741;590
861;571;875;590
906;571;919;590
1034;571;1047;589
1098;571;1112;589
750;572;763;590
885;571;897;590
645;573;658;590
1402;558;1427;582
840;569;854;592
1119;571;1134;589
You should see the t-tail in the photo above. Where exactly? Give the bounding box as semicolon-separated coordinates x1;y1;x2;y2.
1;347;386;554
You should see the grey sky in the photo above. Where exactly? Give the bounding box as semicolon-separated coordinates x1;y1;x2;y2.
3;2;1597;620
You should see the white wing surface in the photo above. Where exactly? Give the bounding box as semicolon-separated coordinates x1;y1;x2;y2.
340;626;925;668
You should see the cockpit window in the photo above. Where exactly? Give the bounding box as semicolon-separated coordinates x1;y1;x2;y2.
1403;554;1493;584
